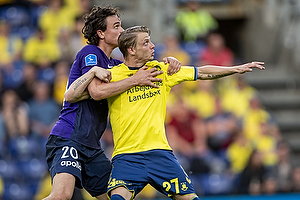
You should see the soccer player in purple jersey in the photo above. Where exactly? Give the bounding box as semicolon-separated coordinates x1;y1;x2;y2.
44;6;181;200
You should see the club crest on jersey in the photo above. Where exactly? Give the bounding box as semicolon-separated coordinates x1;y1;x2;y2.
85;54;97;66
181;182;188;191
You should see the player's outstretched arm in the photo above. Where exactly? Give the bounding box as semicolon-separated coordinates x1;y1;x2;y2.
197;61;265;80
65;66;163;103
64;66;111;103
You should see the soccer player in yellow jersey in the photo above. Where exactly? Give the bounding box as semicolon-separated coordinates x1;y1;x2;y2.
65;26;265;200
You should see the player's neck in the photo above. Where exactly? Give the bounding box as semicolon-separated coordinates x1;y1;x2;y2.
124;58;146;68
98;43;115;58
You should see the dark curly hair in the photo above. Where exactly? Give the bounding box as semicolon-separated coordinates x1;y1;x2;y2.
82;5;119;45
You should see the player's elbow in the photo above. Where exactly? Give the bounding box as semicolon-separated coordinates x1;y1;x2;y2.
88;88;106;101
88;78;109;100
64;90;77;103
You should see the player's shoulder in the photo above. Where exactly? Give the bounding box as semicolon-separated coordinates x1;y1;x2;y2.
75;45;102;57
75;45;105;61
77;45;99;54
111;58;123;66
108;63;124;71
145;60;168;71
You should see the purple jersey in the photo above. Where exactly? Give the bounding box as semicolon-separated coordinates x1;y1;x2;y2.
50;45;122;149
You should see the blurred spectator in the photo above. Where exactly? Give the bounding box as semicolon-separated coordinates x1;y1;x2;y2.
291;165;300;192
166;97;207;171
237;150;267;195
262;175;278;195
205;96;239;152
57;27;75;62
185;80;217;119
268;124;283;143
15;62;37;102
175;0;218;42
72;14;86;46
53;59;70;105
28;81;60;139
23;27;60;68
1;89;29;139
255;122;278;169
221;75;257;119
226;131;253;175
275;140;295;193
0;20;24;66
38;0;75;41
242;96;271;145
64;0;92;20
158;35;191;65
57;15;86;62
197;30;235;95
198;31;234;66
0;21;24;89
1;60;23;90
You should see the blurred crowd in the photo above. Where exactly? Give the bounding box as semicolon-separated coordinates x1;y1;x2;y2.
0;0;299;199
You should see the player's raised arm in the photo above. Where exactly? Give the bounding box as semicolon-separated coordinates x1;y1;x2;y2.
197;61;265;80
88;66;162;101
64;66;111;103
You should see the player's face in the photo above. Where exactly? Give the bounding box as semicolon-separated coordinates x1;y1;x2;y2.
103;15;123;47
134;32;155;63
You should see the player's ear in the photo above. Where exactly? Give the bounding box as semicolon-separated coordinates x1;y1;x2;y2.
127;46;135;56
97;30;105;39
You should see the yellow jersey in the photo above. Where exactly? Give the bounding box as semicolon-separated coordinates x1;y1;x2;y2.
108;61;197;158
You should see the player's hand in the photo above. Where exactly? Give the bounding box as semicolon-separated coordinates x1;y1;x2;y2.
133;66;163;88
92;66;112;83
163;56;181;75
237;61;265;73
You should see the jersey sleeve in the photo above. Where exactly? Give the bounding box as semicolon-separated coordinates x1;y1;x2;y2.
145;60;197;89
78;46;103;74
107;64;124;83
165;65;197;88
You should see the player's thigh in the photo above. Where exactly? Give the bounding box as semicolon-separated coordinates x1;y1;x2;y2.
51;172;76;197
46;136;84;189
147;150;195;196
107;154;148;198
82;151;112;197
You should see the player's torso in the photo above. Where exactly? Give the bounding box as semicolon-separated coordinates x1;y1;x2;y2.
108;62;172;156
108;61;197;156
51;45;122;149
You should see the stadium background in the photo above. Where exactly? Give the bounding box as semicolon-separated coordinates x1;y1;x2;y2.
0;0;300;199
